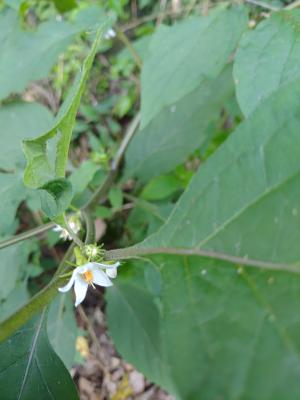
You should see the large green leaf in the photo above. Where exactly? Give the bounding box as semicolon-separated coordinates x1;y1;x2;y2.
108;76;300;398
140;5;247;128
126;64;235;181
233;10;300;116
141;76;300;264
108;257;300;400
0;310;79;399
0;6;107;100
48;292;77;369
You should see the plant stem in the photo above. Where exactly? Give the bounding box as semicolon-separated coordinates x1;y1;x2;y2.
0;222;55;250
116;28;142;69
83;112;141;212
105;246;300;275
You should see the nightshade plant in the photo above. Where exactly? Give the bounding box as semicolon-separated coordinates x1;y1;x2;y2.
1;0;300;399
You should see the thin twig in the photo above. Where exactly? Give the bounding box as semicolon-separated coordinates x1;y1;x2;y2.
0;222;55;250
83;112;141;212
285;0;300;10
105;246;300;275
116;28;142;69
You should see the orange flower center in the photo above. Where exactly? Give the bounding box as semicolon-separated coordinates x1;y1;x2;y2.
83;270;94;283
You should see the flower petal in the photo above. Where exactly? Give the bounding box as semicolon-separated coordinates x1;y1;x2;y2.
106;267;117;279
92;269;113;287
58;269;77;293
74;277;88;307
93;261;120;270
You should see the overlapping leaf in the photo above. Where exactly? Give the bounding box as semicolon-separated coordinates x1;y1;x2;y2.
234;10;300;116
0;310;79;399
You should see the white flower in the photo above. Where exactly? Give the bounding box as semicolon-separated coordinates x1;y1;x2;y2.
58;261;120;306
104;28;116;40
53;219;81;241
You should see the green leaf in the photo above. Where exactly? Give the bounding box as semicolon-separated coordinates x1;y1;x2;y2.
140;5;247;128
0;310;79;399
0;7;107;100
69;160;99;195
126;64;235;181
0;102;53;170
141;76;300;264
0;242;31;305
39;178;73;219
108;187;123;209
23;27;105;189
52;0;77;13
108;76;300;398
141;175;182;201
0;172;28;236
48;293;77;369
234;10;300;116
108;256;300;400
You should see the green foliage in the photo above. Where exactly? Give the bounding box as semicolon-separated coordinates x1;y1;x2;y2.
0;310;79;399
52;0;77;13
141;175;183;201
47;292;78;369
126;64;235;181
234;10;300;116
0;6;105;101
140;5;248;129
39;178;73;219
2;1;300;399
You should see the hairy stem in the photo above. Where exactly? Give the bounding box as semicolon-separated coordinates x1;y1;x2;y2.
0;222;55;250
105;246;300;274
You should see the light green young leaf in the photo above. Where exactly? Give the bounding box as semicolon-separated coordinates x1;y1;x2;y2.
0;7;108;100
23;27;105;189
140;5;247;128
234;10;300;116
0;310;79;399
39;178;73;219
48;292;78;369
126;64;235;181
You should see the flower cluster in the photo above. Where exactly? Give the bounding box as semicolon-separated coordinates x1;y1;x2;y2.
53;214;81;241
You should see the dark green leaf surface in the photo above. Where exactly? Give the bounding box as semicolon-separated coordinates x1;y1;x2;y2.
0;310;79;399
234;10;300;116
140;5;247;128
